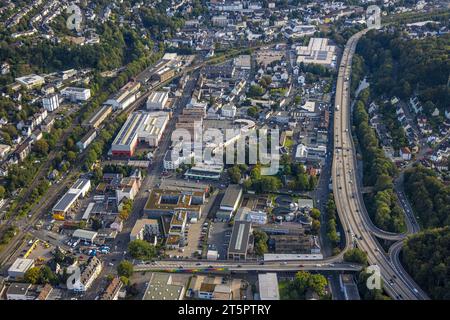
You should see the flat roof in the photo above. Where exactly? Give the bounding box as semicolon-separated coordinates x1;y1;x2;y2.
130;219;159;237
8;258;34;274
143;273;184;300
228;221;251;255
220;185;242;209
72;229;98;241
7;283;31;295
258;273;280;300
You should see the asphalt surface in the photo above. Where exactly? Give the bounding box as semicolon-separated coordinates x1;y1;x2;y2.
331;29;429;300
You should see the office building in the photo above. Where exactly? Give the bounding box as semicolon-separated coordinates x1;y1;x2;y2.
60;87;91;101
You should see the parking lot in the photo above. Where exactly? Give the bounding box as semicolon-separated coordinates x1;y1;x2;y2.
207;222;232;260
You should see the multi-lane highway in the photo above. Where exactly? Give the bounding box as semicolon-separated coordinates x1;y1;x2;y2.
331;30;429;300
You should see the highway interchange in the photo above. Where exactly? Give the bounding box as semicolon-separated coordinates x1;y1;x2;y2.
331;29;428;300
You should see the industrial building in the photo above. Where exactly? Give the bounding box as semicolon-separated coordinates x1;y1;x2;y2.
216;184;243;221
111;111;170;157
77;129;97;151
60;87;91;101
8;258;35;279
296;38;337;68
105;81;141;110
83;105;112;128
227;221;252;260
52;179;91;219
146;91;169;110
72;229;98;243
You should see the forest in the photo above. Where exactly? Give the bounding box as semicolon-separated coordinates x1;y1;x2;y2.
355;30;449;130
352;88;405;233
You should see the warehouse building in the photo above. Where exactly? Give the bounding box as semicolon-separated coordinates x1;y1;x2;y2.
52;179;91;219
146;91;169;110
105;81;141;110
216;184;242;221
77;129;97;151
111;111;170;157
8;258;35;279
72;229;98;243
227;221;252;260
83;105;112;128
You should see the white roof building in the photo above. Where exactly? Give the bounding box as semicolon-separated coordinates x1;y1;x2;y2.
296;38;336;68
146;91;169;110
8;258;35;278
258;273;280;300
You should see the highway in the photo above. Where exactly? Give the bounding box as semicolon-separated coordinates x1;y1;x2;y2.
331;29;429;300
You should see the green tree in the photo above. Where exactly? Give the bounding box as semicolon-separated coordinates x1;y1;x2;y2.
117;260;134;278
128;239;157;260
24;267;41;284
344;248;368;265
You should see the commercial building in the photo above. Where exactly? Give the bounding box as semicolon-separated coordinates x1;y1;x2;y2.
60;87;91;101
83;105;112;128
147;91;169;110
144;188;205;219
15;74;45;89
42;94;60;112
216;184;242;221
295;143;327;165
143;273;185;300
6;283;33;300
296;38;337;68
130;219;160;241
105;81;141;110
8;258;35;279
258;273;280;300
111;111;170;157
184;163;224;181
72;229;98;243
52;179;91;218
227;221;252;260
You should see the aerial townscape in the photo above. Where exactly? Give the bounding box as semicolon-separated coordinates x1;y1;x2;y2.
0;0;448;306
